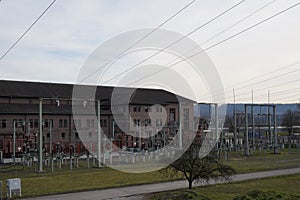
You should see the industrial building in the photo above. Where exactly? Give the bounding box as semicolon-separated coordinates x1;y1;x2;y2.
0;80;195;161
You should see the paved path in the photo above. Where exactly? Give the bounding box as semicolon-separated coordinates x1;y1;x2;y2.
24;168;300;200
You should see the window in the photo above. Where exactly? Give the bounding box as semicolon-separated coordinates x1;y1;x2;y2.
64;119;68;128
12;119;24;128
61;132;65;139
45;119;53;128
156;106;163;112
44;119;49;128
134;119;140;126
59;119;63;128
133;106;141;112
47;133;50;138
156;119;163;127
145;106;151;112
49;119;53;128
90;119;94;128
88;132;92;138
29;119;34;128
34;119;38;128
184;108;190;130
75;132;79;139
144;119;151;126
74;119;81;128
0;119;6;128
169;108;176;122
100;119;107;127
87;119;95;128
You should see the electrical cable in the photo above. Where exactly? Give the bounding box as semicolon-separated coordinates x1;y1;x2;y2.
127;2;300;97
78;0;197;83
99;0;247;85
0;0;57;61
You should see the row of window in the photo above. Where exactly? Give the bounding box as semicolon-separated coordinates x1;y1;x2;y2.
133;106;164;113
0;118;108;129
45;132;79;139
133;119;163;127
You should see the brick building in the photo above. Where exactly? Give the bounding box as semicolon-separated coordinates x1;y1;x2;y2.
0;80;195;159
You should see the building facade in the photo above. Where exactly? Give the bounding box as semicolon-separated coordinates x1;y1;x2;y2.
0;80;195;160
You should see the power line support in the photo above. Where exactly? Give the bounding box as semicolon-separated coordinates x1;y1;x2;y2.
233;89;237;151
244;105;249;156
273;105;277;153
97;100;102;168
251;108;255;152
38;98;43;172
178;101;182;150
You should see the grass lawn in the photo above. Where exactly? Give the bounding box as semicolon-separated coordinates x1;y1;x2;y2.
223;149;300;173
0;149;299;198
146;174;300;200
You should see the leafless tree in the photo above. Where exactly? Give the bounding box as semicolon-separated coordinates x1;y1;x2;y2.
162;140;235;189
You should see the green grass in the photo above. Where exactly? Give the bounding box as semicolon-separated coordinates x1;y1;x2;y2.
223;149;300;173
146;174;300;200
0;149;299;198
0;164;178;198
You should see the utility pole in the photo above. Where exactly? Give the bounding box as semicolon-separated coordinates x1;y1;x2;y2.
233;88;237;151
244;105;249;156
50;120;53;172
178;101;182;150
215;103;219;150
268;91;272;146
97;100;102;168
38;98;43;172
112;120;115;139
139;122;142;151
273;105;277;153
13;120;16;165
252;90;255;151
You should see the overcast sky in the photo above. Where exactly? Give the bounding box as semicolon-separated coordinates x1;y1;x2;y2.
0;0;300;103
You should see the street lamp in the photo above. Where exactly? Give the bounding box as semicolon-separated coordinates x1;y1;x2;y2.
13;120;16;164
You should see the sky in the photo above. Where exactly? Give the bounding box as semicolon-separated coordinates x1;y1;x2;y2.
0;0;300;103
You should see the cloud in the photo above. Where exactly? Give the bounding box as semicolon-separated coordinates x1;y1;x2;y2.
0;0;300;103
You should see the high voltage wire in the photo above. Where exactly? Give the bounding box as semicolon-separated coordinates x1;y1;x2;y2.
0;0;56;61
100;0;246;85
270;92;300;103
265;92;300;103
200;0;277;46
224;78;300;102
79;0;197;83
220;61;300;96
200;62;300;100
200;60;300;100
233;86;300;102
162;0;277;68
236;67;300;92
127;2;300;90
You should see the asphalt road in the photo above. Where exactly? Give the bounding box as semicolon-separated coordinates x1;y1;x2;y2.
24;168;300;200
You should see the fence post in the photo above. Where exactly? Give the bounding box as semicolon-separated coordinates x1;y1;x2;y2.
0;181;2;200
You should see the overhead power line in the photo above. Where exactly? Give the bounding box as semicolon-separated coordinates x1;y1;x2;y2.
128;2;300;88
200;0;277;46
233;86;300;102
200;61;300;100
224;78;300;102
0;0;57;61
78;0;197;83
100;0;246;85
162;0;277;71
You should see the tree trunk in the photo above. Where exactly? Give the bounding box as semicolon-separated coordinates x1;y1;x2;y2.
188;180;193;189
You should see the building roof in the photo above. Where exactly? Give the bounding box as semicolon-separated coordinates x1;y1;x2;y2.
0;80;188;106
